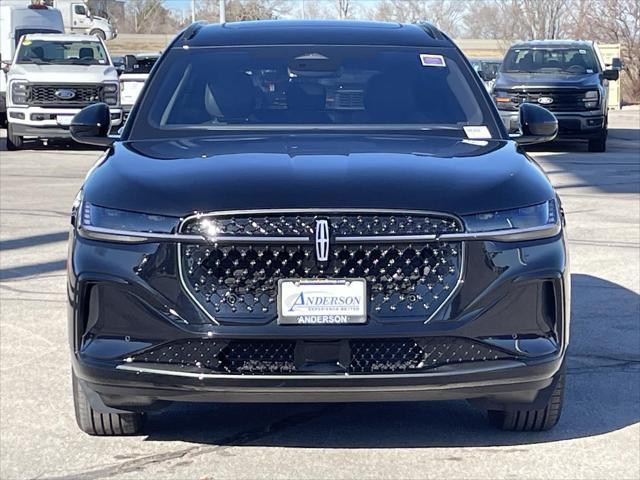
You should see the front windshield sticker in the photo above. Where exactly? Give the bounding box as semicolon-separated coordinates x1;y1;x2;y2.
420;54;446;67
463;125;491;139
22;39;31;46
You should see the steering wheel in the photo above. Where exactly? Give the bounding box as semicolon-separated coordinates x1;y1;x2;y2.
566;65;585;74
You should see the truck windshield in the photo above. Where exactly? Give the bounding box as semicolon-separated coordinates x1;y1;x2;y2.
16;39;108;66
502;47;599;74
132;45;497;138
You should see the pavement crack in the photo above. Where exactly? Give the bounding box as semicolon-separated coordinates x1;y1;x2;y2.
41;405;336;480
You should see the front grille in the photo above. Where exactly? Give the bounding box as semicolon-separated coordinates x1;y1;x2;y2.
128;337;511;375
27;84;102;106
180;213;463;321
505;89;592;112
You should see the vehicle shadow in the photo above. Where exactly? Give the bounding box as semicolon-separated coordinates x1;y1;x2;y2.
0;135;102;152
140;273;639;447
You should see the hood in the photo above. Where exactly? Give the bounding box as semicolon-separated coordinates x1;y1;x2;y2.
8;64;118;83
495;71;601;90
84;134;554;218
92;16;113;28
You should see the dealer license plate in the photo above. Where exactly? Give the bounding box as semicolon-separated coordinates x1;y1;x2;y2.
278;279;367;325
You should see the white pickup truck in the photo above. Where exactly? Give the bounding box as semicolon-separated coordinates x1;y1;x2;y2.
5;33;121;149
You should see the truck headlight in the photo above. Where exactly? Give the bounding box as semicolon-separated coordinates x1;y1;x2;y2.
462;200;560;240
583;90;599;109
102;83;119;106
493;91;516;110
10;82;29;105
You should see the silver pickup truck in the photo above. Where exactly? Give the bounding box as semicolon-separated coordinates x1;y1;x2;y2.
5;32;121;149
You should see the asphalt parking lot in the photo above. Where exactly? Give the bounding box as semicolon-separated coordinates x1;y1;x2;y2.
1;109;639;480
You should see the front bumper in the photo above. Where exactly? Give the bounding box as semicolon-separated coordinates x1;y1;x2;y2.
8;106;122;138
499;108;605;138
68;227;570;410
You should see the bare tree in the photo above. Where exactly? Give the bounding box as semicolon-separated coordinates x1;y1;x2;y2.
195;0;284;22
372;0;465;36
464;0;569;41
569;0;640;102
125;0;177;34
336;0;351;19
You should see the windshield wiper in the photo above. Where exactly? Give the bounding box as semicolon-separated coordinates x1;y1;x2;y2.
20;58;51;65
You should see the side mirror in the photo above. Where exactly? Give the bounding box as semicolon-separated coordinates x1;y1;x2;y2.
123;54;137;72
1;62;11;74
603;69;619;81
513;103;558;145
611;57;623;70
70;103;114;147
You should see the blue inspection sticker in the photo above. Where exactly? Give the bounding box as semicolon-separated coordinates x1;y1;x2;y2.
420;54;446;67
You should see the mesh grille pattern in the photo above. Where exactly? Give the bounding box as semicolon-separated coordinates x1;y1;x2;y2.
129;337;511;375
183;213;462;237
181;241;461;319
28;84;102;106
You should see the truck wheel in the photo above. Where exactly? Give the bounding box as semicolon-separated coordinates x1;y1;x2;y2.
72;372;145;436
487;365;565;431
90;29;106;40
6;123;23;151
588;129;607;152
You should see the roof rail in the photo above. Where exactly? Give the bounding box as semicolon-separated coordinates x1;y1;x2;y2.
416;22;445;40
180;21;207;43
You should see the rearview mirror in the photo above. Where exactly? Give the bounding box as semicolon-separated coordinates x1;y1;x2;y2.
513;103;558;145
603;69;619;81
70;103;114;147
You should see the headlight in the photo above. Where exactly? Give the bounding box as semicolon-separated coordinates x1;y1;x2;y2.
11;82;28;105
583;90;599;109
102;82;119;105
78;202;180;242
493;91;516;110
460;200;560;240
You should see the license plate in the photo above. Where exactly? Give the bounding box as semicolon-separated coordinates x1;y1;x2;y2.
56;115;73;126
278;279;367;325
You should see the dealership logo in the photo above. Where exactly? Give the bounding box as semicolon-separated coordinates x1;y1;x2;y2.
538;96;554;105
54;89;76;100
286;292;361;313
315;219;329;262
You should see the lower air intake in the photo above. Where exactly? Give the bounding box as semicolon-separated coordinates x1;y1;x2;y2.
129;337;511;375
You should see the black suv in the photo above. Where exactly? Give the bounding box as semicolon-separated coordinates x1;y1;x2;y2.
493;40;620;152
68;21;569;435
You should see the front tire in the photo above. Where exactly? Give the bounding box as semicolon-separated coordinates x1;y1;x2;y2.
588;118;608;152
6;123;23;151
72;372;145;436
487;365;565;431
90;29;106;40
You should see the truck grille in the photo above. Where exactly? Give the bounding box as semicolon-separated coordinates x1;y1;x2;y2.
179;212;464;322
504;89;592;112
128;337;511;375
27;84;102;106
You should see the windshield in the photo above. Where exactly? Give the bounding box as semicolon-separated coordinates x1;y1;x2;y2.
16;39;108;66
502;47;599;74
131;45;496;138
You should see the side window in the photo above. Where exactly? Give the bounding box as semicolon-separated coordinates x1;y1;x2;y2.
74;5;86;15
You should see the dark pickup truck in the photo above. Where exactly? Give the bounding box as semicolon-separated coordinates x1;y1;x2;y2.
493;40;621;152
